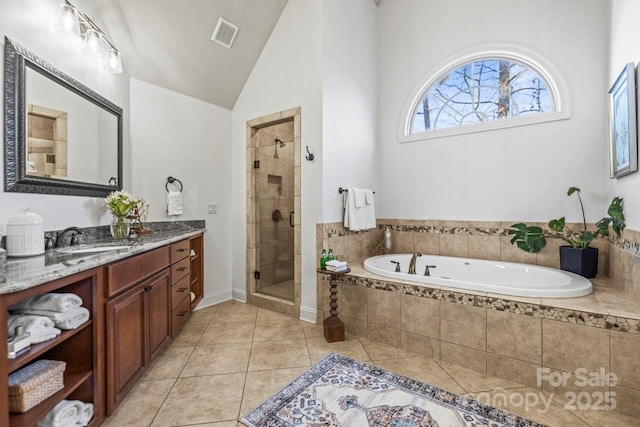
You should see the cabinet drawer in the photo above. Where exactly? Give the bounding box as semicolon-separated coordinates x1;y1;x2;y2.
171;296;190;338
171;275;190;310
107;247;170;297
170;240;190;263
171;257;190;284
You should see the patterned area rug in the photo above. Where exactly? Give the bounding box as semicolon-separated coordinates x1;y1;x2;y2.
242;352;545;427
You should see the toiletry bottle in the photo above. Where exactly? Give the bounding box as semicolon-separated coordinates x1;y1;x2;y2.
328;248;335;261
383;226;392;251
320;249;328;269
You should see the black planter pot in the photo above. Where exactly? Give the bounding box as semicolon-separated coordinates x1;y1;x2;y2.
559;246;598;278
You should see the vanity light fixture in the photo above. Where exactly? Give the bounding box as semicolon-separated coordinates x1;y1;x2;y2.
55;0;122;73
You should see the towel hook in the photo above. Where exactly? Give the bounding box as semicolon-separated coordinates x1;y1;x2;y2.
305;146;315;161
166;176;183;192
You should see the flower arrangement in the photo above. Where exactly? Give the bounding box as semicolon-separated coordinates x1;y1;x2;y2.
106;190;140;218
106;190;141;238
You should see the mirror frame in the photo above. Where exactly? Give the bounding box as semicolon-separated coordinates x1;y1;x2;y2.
4;36;123;197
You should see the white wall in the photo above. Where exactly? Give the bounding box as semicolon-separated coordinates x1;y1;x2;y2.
129;78;232;304
0;0;130;232
377;0;611;224
231;0;324;318
322;0;379;222
231;0;379;320
609;0;640;230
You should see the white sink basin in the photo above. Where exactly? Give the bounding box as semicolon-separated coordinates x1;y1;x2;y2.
59;245;130;254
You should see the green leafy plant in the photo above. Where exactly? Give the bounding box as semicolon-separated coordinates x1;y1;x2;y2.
508;187;625;253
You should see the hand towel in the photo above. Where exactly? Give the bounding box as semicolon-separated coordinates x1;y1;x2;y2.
8;314;61;344
8;314;55;337
9;293;82;312
167;190;183;216
353;187;366;208
36;399;79;427
365;189;374;205
326;260;347;268
75;401;94;426
13;307;90;330
344;186;376;231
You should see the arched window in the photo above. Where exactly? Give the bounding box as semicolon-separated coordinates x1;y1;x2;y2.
401;50;569;141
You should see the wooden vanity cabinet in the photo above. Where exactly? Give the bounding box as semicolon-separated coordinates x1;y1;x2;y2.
105;247;171;415
169;240;191;337
189;234;204;310
0;268;104;427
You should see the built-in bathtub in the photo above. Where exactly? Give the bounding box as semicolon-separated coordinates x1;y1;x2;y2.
364;254;592;298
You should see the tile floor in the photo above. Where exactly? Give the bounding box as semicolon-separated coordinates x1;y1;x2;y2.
257;280;294;301
102;301;640;427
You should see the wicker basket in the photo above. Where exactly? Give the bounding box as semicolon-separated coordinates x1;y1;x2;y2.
8;360;66;413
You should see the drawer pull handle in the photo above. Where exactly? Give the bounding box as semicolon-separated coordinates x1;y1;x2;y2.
144;285;153;292
178;287;188;292
177;311;188;316
177;267;188;272
176;248;188;252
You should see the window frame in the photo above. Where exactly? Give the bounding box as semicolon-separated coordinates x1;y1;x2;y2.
399;47;571;143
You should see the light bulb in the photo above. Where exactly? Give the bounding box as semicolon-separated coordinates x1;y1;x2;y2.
55;3;80;37
82;28;105;56
105;48;123;73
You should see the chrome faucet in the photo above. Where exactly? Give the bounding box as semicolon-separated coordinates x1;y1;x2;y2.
424;265;437;276
408;252;422;274
390;260;401;272
54;227;83;248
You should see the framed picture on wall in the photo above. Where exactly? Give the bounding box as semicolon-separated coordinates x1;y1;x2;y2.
608;62;638;179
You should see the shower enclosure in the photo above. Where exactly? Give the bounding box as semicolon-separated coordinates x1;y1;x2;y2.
253;121;295;301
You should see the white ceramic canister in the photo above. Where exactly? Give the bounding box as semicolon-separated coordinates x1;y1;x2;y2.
7;208;45;257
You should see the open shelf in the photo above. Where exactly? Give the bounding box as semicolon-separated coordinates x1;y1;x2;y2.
8;320;93;373
9;369;92;427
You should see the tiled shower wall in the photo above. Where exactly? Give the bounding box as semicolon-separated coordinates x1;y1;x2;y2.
254;122;295;291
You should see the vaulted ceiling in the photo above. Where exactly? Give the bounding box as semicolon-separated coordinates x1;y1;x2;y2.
95;0;289;109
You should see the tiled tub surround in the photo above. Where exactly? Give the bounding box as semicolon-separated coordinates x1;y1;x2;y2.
316;220;640;418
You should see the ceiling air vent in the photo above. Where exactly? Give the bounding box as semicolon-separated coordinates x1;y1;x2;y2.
211;17;239;49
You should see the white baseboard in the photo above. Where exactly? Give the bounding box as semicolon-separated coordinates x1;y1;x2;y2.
232;288;247;302
193;290;232;311
299;305;317;324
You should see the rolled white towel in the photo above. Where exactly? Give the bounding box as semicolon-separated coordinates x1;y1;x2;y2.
10;293;82;312
36;399;79;427
29;329;61;344
13;307;90;330
326;260;347;268
76;402;94;426
8;314;55;337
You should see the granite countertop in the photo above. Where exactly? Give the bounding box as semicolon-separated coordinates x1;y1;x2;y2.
0;226;205;295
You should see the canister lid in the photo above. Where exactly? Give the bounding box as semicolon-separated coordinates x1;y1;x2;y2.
7;208;44;225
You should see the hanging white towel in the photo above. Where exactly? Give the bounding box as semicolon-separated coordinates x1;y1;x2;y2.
344;187;376;231
353;187;366;208
365;189;374;205
167;191;183;216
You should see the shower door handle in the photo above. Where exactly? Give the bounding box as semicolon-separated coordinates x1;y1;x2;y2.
289;211;294;228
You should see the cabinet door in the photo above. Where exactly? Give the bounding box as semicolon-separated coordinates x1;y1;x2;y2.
147;269;171;360
105;285;146;414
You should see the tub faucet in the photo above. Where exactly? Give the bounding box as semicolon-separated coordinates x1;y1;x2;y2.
424;265;437;276
408;252;422;274
390;260;401;272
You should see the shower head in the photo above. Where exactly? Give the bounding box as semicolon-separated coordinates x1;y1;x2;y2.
274;138;286;159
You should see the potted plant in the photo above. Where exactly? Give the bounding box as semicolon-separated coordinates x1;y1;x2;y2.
508;187;624;278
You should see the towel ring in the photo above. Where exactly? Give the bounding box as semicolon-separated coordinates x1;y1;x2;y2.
166;176;183;192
